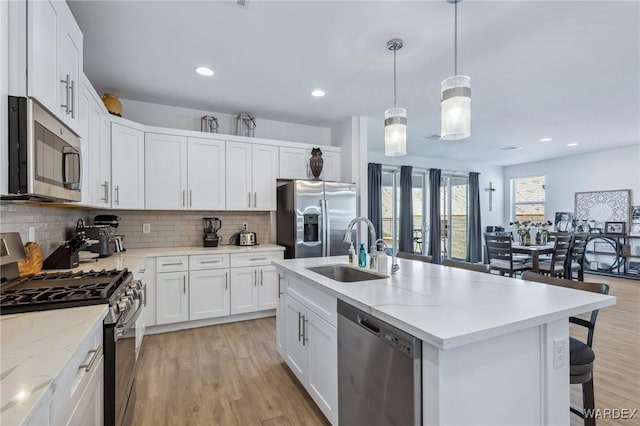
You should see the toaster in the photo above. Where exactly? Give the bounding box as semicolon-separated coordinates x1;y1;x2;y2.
238;231;257;246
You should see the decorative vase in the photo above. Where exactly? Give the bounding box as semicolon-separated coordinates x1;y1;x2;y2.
540;232;548;245
524;231;531;246
101;93;122;117
309;148;324;180
535;231;541;245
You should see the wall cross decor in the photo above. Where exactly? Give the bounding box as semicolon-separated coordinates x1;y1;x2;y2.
485;182;496;211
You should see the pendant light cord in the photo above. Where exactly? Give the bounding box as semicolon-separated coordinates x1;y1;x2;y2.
393;48;397;107
454;0;458;76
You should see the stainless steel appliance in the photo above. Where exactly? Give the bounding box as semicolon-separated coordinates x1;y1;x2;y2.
277;180;356;258
239;230;256;246
5;96;81;202
0;232;144;426
338;300;422;425
203;217;222;247
76;219;115;258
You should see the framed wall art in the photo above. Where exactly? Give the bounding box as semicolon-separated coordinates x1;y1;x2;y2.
574;189;630;229
604;222;626;234
631;205;640;235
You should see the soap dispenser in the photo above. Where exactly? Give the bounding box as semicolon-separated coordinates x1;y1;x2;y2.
358;243;367;268
348;243;355;265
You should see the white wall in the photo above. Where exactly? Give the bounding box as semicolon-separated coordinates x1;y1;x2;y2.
503;144;640;226
1;0;8;194
367;152;505;230
119;98;333;146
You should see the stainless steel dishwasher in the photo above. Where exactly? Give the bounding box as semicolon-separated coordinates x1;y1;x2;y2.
338;300;422;425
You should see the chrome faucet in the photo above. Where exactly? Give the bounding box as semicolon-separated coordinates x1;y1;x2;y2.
375;239;400;274
343;217;377;255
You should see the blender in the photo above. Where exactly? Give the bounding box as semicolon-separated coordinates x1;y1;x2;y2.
203;217;222;247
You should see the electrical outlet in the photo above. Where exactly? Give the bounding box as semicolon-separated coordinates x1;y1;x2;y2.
28;227;36;242
553;338;566;369
143;223;151;233
242;222;248;230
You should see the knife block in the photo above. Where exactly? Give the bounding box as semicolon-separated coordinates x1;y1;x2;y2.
43;246;79;270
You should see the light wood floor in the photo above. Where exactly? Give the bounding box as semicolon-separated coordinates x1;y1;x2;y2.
131;274;639;426
131;318;329;426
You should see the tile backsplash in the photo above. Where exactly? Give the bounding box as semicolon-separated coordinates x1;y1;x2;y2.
99;210;271;249
0;203;272;256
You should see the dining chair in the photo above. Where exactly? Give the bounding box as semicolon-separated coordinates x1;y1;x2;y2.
538;234;573;278
566;233;588;281
442;258;490;273
396;252;433;263
484;233;531;277
522;272;609;426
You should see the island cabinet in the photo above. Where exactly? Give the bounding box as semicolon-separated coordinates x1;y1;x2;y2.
279;271;338;425
226;142;278;211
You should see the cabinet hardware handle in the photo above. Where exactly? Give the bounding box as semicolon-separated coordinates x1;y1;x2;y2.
254;192;257;208
79;345;102;372
189;190;193;207
60;74;70;114
225;271;228;290
302;316;309;346
260;269;263;286
278;273;283;297
115;185;120;205
70;79;75;119
182;189;186;207
298;312;302;342
248;192;251;208
143;285;147;307
254;269;257;286
183;275;186;293
161;262;183;266
101;181;109;203
199;260;221;264
249;257;267;261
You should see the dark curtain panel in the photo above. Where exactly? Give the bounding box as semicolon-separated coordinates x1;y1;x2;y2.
398;166;414;253
466;172;482;262
367;163;383;249
428;168;442;264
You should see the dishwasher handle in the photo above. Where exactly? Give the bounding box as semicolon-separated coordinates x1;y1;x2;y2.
357;314;380;335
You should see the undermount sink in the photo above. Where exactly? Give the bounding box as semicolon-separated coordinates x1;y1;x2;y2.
306;265;388;282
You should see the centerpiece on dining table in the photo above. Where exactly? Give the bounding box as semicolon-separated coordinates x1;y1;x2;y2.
510;220;533;246
534;220;553;245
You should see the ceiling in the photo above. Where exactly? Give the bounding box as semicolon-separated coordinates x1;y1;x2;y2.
68;0;640;166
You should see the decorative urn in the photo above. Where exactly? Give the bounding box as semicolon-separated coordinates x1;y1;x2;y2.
309;148;324;180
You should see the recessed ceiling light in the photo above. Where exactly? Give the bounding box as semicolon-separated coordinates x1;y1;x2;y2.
195;66;214;77
499;146;523;151
539;137;552;142
311;89;325;97
567;143;579;147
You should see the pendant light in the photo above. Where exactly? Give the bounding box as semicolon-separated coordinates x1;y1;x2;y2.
384;38;406;156
441;0;471;140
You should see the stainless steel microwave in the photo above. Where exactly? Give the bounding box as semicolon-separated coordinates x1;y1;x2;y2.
6;96;81;202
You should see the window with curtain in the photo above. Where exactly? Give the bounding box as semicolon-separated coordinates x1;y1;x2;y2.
511;175;545;222
440;175;469;260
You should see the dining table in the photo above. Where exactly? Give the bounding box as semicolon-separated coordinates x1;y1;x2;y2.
511;243;555;272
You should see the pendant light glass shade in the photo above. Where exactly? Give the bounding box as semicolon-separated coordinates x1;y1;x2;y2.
384;107;407;156
441;75;471;140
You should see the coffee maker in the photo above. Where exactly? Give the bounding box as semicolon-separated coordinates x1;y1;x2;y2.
203;217;222;247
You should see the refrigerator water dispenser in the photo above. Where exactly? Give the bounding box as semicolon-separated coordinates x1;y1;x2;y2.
303;214;319;242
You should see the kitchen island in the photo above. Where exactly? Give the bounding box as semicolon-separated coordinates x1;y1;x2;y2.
273;256;616;425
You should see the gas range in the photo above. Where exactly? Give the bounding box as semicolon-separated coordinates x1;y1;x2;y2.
0;268;142;322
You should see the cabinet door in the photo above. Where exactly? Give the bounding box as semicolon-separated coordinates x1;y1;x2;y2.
145;133;187;210
56;4;82;132
276;273;286;357
156;272;189;325
320;151;341;182
90;105;111;208
279;147;309;180
252;144;278;210
226;142;253;210
142;258;157;328
78;82;93;205
187;138;225;210
27;0;59;116
230;267;258;314
112;123;144;209
65;355;103;426
189;269;230;320
258;265;278;311
306;310;338;424
284;295;307;384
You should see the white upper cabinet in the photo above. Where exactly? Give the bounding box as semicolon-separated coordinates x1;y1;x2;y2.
320;150;341;182
111;123;144;209
226;141;278;211
145;133;188;210
145;134;226;210
187;138;226;210
27;0;82;134
278;146;341;182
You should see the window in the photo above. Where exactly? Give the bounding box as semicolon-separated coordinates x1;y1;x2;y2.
511;175;545;222
441;175;469;259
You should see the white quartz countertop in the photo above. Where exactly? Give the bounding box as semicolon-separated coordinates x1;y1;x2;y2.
273;256;616;350
0;305;108;425
51;244;285;274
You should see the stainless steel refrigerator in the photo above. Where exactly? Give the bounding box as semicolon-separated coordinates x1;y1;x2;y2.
277;181;357;259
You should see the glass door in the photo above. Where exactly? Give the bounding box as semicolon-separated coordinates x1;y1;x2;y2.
440;175;469;260
381;170;398;252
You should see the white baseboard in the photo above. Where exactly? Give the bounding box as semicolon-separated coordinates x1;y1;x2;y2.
144;310;276;335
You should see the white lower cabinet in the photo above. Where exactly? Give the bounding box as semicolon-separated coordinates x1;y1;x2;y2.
65;355;104;426
156;271;189;325
280;272;338;424
189;269;230;320
230;265;279;314
276;273;286;357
